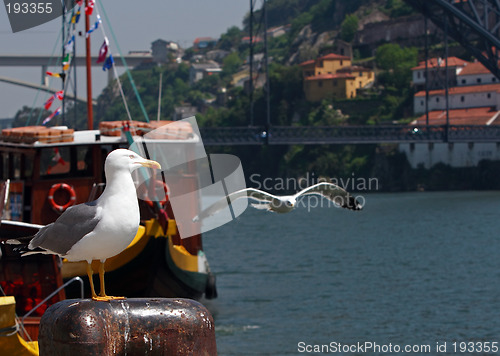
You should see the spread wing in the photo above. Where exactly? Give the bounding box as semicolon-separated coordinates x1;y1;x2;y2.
195;188;280;221
27;202;101;256
295;182;363;210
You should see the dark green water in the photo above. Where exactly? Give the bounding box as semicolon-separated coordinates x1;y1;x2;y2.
202;191;500;355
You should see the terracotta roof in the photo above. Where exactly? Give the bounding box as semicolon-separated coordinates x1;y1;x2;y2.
414;83;500;97
412;57;469;71
458;61;492;76
318;53;351;61
299;53;350;66
304;73;356;81
299;59;315;66
412;107;500;125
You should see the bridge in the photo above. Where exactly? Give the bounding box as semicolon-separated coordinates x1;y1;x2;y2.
404;0;500;78
0;53;152;89
199;125;500;145
0;76;95;105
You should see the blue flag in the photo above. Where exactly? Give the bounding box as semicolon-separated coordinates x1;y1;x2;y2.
103;55;114;71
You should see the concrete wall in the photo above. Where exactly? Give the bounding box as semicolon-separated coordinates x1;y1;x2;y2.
400;142;500;168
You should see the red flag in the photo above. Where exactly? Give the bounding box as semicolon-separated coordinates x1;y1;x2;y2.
97;40;108;63
44;95;55;110
55;90;64;100
85;0;94;15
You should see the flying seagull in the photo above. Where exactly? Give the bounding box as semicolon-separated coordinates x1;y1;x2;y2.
7;149;161;301
195;182;362;221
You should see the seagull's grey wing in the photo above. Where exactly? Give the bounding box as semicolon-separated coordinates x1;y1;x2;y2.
195;188;278;221
296;182;362;210
194;189;251;221
245;188;280;204
28;202;101;255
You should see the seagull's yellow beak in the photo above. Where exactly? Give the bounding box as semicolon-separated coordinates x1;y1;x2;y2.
138;159;161;170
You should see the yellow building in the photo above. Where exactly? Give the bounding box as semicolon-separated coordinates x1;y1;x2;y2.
300;53;374;101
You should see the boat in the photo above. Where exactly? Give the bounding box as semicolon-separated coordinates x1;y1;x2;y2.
0;2;216;354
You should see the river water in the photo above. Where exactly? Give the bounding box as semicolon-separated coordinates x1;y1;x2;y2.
201;191;500;355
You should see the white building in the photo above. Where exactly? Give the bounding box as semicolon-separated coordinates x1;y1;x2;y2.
402;57;500;168
413;83;500;114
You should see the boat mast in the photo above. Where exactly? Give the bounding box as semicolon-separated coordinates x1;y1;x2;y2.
85;0;93;130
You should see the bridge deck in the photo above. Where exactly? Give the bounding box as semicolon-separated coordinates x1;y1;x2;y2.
199;125;500;145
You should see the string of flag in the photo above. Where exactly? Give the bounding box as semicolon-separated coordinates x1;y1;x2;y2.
42;0;116;125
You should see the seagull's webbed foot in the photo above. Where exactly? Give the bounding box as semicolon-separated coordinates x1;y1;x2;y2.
92;295;126;302
93;260;125;302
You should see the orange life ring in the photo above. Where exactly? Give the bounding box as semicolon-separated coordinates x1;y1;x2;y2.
48;183;76;213
145;180;169;208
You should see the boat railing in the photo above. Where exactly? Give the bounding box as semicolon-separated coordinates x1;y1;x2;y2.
21;276;84;324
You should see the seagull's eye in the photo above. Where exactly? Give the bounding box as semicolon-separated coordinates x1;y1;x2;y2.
128;155;135;159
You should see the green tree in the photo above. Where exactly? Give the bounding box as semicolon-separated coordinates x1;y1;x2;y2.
222;52;243;77
218;26;243;51
340;14;359;43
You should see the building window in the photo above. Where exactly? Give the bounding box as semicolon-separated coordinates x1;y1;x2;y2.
477;78;482;83
493;77;497;82
421;100;424;106
461;79;466;84
488;93;491;99
436;97;440;103
417;72;421;79
340;60;343;66
460;96;464;102
318;81;323;87
333;79;337;87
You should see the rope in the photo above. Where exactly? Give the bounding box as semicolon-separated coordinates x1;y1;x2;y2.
0;322;19;337
29;30;62;126
98;0;150;123
93;2;133;125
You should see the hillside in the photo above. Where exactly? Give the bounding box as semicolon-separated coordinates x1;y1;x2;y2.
14;0;499;191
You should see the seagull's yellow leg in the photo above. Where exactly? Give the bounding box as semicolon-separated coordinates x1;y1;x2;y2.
86;263;99;300
95;260;125;301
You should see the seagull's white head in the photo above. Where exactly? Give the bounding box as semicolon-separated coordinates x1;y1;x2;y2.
286;197;296;208
105;149;161;174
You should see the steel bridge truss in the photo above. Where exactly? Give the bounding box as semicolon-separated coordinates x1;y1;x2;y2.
405;0;500;79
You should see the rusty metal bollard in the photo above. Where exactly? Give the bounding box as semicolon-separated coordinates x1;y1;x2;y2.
38;298;217;355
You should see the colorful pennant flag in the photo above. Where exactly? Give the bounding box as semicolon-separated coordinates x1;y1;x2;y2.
102;54;114;71
44;96;55;110
85;0;94;15
85;15;101;38
55;90;64;101
52;148;66;166
70;8;81;24
62;53;71;71
43;107;62;125
97;40;108;63
46;71;63;78
65;35;75;53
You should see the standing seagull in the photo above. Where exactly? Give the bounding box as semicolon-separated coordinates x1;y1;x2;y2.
195;182;362;221
8;149;161;301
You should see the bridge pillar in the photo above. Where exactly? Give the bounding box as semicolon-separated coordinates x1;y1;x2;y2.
41;65;48;86
107;67;114;86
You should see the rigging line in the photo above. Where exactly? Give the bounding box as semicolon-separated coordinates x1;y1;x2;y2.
29;29;62;126
35;55;75;126
93;2;133;124
98;0;150;123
